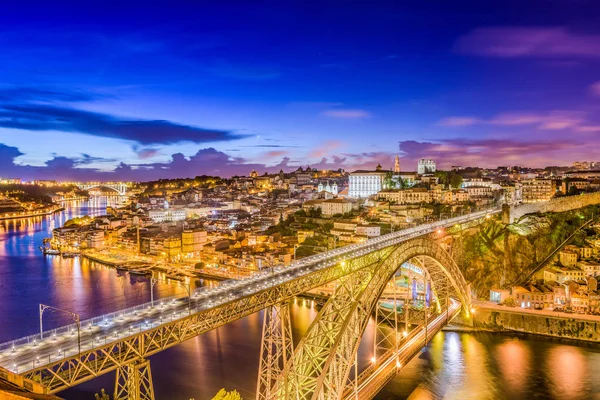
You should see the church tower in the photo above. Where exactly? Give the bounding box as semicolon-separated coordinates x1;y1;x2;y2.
394;155;400;173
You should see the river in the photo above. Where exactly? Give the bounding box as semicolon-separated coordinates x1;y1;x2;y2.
1;198;599;400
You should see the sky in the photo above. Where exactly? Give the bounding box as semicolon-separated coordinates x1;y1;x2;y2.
1;0;600;181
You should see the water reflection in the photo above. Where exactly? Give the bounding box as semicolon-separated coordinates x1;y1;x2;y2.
496;338;531;397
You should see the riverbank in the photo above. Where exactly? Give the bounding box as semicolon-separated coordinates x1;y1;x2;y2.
82;251;201;281
457;305;600;343
0;205;63;221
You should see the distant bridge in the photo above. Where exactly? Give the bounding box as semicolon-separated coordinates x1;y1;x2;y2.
77;182;130;196
0;209;496;400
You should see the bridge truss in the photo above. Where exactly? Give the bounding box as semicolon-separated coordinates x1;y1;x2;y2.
258;238;470;400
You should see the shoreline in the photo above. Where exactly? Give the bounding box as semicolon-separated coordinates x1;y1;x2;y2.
0;205;64;221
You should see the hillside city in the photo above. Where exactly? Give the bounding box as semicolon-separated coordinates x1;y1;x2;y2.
3;157;600;315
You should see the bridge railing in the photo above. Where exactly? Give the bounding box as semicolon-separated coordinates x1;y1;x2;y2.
0;285;217;354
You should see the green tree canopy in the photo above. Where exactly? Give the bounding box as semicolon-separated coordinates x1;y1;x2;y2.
211;389;242;400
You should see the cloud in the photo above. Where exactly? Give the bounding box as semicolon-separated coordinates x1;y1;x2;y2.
437;117;480;127
0;141;392;181
455;27;600;58
0;86;115;103
75;154;118;165
241;144;302;148
438;111;586;131
577;126;600;133
308;140;343;158
0;103;247;145
398;138;589;169
591;81;600;97
321;109;371;119
264;150;288;158
132;146;160;160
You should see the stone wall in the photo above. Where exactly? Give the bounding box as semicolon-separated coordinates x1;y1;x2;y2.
503;192;600;224
468;307;600;342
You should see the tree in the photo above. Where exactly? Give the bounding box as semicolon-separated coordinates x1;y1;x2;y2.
383;171;397;189
94;389;110;400
211;389;242;400
450;174;463;189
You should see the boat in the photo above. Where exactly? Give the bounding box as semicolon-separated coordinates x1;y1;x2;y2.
39;246;60;255
62;252;78;258
115;265;129;272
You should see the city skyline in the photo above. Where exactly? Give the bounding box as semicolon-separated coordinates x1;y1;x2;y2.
2;1;600;181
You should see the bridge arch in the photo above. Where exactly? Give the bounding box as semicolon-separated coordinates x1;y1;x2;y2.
77;183;128;196
280;237;470;400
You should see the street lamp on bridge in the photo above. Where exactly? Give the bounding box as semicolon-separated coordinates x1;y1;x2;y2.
39;304;81;355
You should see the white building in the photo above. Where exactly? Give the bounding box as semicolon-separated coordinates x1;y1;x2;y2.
355;224;381;237
417;159;436;175
348;165;387;198
148;208;187;223
318;181;339;195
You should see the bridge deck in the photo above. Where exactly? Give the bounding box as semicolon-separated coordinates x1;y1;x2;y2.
344;300;462;400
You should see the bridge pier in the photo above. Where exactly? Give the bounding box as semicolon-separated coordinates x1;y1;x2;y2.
114;359;155;400
256;302;294;400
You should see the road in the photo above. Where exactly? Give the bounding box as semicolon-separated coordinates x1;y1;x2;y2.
474;299;600;322
344;299;462;400
0;208;497;378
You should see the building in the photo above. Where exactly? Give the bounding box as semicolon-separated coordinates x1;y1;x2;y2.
163;236;182;259
558;250;579;267
521;178;556;203
348;165;387;198
394;155;400;173
303;198;354;216
377;188;432;204
464;185;493;199
417;159;436;175
441;189;469;204
148;208;187;222
317;181;339;195
181;229;207;257
355;224;381;237
295;167;312;185
577;260;600;277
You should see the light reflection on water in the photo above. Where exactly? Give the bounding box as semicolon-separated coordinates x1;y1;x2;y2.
2;198;600;399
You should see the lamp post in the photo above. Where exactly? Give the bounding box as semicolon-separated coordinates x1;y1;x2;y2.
39;304;81;355
177;281;192;315
150;277;157;308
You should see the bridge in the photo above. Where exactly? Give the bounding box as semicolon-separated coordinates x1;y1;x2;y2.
76;182;130;196
0;209;497;400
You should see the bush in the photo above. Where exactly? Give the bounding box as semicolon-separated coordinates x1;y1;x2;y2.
502;297;516;307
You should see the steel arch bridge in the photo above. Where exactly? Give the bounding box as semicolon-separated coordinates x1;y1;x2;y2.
0;211;491;400
77;182;129;196
261;237;470;400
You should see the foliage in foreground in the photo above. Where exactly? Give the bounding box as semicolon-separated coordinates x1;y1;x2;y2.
210;388;243;400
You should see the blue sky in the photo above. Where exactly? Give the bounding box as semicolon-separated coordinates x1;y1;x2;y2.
1;1;600;180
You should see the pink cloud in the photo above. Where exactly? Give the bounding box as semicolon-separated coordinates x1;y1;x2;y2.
264;150;288;158
455;27;600;58
439;111;587;131
590;81;600;96
398;138;592;169
321;109;371;119
308;140;343;158
437;117;480;127
577;126;600;133
489;113;543;126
